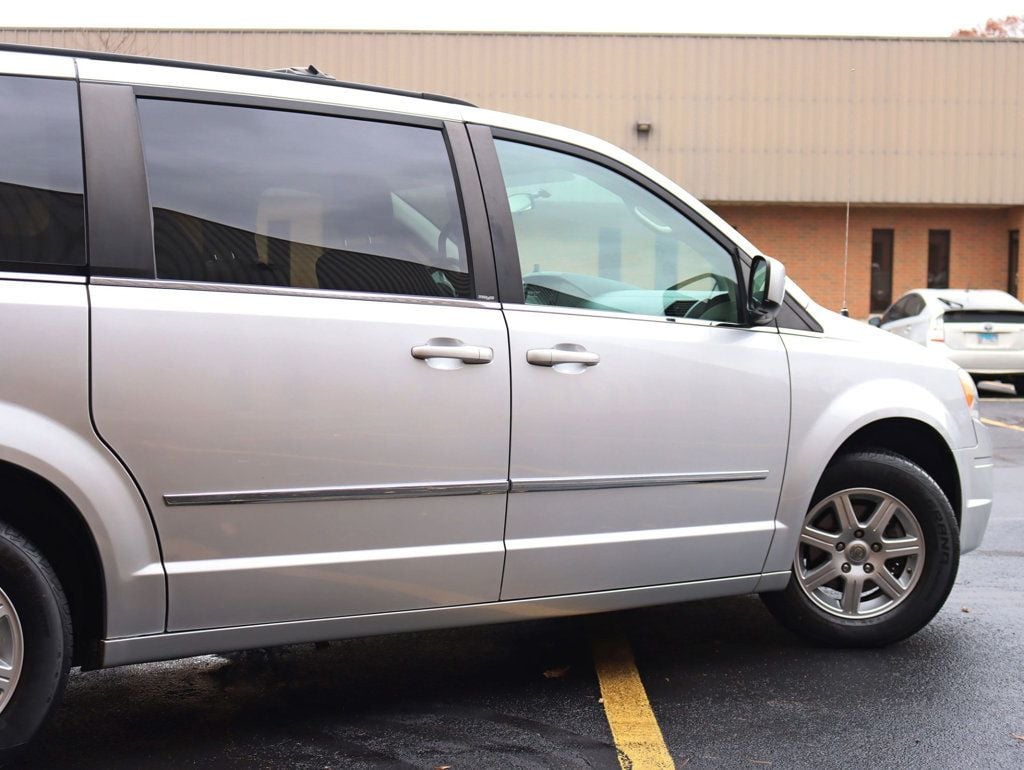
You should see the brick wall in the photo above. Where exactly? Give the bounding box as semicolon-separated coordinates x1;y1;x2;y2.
711;204;1015;318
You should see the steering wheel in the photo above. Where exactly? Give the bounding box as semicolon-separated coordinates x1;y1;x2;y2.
683;292;732;320
667;272;727;293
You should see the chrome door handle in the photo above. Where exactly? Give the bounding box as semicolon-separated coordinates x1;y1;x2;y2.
526;348;600;367
411;343;493;364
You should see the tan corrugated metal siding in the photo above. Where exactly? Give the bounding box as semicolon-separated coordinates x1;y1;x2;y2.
2;30;1022;205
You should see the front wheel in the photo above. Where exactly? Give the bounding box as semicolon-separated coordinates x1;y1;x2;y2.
762;450;959;647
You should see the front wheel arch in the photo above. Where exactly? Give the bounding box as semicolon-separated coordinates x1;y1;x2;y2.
829;418;961;526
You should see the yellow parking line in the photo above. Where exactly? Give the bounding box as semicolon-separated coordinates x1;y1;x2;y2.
590;621;675;770
981;417;1024;433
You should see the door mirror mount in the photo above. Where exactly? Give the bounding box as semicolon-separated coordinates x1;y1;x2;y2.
748;255;787;326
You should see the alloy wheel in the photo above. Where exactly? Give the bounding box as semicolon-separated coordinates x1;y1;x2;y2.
794;488;925;619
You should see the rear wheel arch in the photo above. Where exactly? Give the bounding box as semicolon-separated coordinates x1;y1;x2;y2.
0;461;104;669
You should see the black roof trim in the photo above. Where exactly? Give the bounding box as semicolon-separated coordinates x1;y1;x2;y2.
0;42;477;107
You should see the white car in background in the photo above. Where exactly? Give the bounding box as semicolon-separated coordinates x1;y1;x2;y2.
875;289;1024;394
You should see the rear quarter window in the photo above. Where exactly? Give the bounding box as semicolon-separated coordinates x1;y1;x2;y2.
0;76;86;271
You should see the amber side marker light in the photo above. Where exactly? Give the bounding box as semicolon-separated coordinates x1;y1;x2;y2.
958;368;979;414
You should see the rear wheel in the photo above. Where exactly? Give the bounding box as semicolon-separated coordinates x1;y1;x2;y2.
0;525;72;751
762;450;959;647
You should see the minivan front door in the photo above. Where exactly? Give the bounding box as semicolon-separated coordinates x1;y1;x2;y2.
480;132;791;599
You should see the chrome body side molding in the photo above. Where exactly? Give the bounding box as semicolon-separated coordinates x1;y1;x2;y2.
511;470;769;493
164;480;510;507
165;472;767;507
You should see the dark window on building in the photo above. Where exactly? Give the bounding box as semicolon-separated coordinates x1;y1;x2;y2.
927;230;951;289
137;100;471;299
0;76;86;270
870;229;894;313
1009;230;1019;298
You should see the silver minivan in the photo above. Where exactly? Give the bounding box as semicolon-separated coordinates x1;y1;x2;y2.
0;44;992;750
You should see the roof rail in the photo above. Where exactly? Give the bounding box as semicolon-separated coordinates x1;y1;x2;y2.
0;42;477;107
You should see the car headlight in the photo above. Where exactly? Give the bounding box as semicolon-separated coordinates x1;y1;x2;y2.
957;368;980;419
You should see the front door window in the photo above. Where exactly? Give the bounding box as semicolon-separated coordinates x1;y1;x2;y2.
494;139;742;323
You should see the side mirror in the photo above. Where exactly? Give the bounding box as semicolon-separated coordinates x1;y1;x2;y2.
867;316;882;327
748;255;786;326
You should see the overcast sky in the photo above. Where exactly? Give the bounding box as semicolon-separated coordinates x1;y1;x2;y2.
1;0;1019;37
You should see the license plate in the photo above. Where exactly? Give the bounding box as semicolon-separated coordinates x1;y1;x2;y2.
976;332;998;345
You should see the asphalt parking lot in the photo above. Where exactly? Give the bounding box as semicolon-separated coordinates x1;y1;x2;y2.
11;385;1024;769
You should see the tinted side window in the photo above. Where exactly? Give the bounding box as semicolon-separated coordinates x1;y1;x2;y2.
905;294;926;317
0;76;86;270
494;139;741;323
137;100;470;299
881;297;907;324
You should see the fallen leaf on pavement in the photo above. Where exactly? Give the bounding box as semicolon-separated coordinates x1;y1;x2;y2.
961;607;971;613
543;666;570;679
1012;734;1024;741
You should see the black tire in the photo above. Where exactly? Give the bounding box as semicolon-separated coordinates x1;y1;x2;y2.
0;524;72;754
761;450;959;647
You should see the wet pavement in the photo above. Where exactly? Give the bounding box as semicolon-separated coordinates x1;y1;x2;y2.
11;395;1024;768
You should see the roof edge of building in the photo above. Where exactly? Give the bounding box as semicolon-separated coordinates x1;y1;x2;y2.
1;28;1023;44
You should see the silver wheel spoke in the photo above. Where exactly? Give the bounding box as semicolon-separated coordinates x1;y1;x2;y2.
872;566;907;599
883;536;922;558
800;527;839;552
865;499;897;535
802;560;842;591
835;494;860;532
841;575;863;614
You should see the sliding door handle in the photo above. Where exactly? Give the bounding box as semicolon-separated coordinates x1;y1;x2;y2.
412;342;493;364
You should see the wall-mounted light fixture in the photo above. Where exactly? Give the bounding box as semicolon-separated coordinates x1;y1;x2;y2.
635;121;653;135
